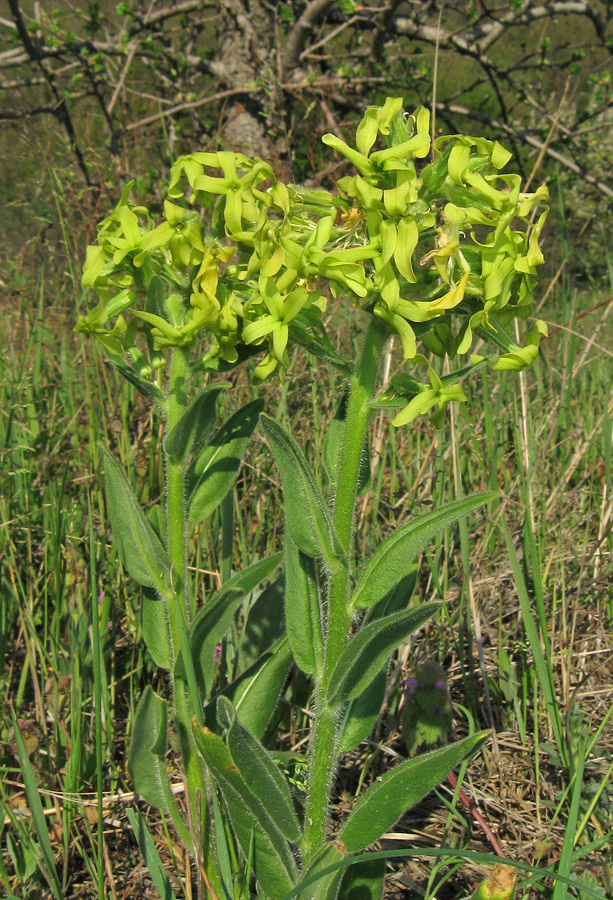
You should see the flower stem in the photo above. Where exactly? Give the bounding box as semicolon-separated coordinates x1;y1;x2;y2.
165;348;221;894
165;347;202;725
302;317;389;862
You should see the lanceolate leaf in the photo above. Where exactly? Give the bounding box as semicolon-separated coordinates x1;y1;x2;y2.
187;399;264;524
323;393;370;494
192;724;298;899
142;587;172;669
295;842;347;900
128;687;173;812
107;354;165;405
323;415;344;485
165;383;228;460
338;857;386;900
218;697;301;843
11;711;62;900
237;577;285;670
219;636;293;739
126;807;179;900
260;414;343;570
337;669;387;755
350;494;496;610
190;554;282;698
289;307;352;375
337;572;419;753
284;531;324;678
103;448;171;591
327;604;441;706
340;732;488;852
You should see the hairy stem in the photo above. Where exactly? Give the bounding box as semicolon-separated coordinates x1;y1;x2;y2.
302;317;389;862
165;347;202;723
165;347;221;894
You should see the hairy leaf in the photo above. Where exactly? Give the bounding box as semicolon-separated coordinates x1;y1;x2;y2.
192;725;298;898
260;414;343;569
219;636;293;739
165;383;228;460
142;587;172;669
338;857;386;900
103;449;170;591
327;604;440;706
218;697;301;842
188;399;264;524
340;732;488;852
190;554;282;698
351;494;496;609
284;531;324;678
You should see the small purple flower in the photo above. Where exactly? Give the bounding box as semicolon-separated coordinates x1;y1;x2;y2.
98;591;105;604
405;676;419;695
213;644;222;664
435;680;447;691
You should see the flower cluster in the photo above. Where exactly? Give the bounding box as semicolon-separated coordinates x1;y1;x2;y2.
76;98;549;424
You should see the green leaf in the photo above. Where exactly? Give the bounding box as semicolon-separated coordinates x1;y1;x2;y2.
288;306;352;375
172;679;209;854
350;494;496;609
340;732;488;852
260;414;343;570
217;635;293;739
127;686;195;853
187;399;264;524
11;711;62;900
103;448;171;591
142;587;172;669
338;857;386;900
165;383;228;460
146;273;168;319
107;354;165;404
323;415;345;485
6;831;37;884
338;569;419;753
327;604;441;706
284;531;324;678
295;842;347;900
218;697;301;843
127;687;171;811
147;503;166;542
237;576;286;671
337;669;387;754
192;724;298;898
190;554;282;698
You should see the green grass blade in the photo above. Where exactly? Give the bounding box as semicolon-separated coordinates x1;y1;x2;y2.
126;807;179;900
89;500;106;900
10;709;62;900
500;518;568;769
552;744;586;900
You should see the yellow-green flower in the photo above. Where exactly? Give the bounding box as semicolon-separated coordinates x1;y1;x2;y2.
242;277;313;367
393;363;467;428
141;201;205;269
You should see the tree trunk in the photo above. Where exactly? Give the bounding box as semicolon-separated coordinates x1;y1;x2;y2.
216;0;285;165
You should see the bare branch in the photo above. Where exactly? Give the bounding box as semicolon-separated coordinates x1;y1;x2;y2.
282;0;336;78
0;103;55;119
124;84;262;132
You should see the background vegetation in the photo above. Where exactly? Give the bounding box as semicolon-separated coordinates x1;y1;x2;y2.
1;0;612;897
